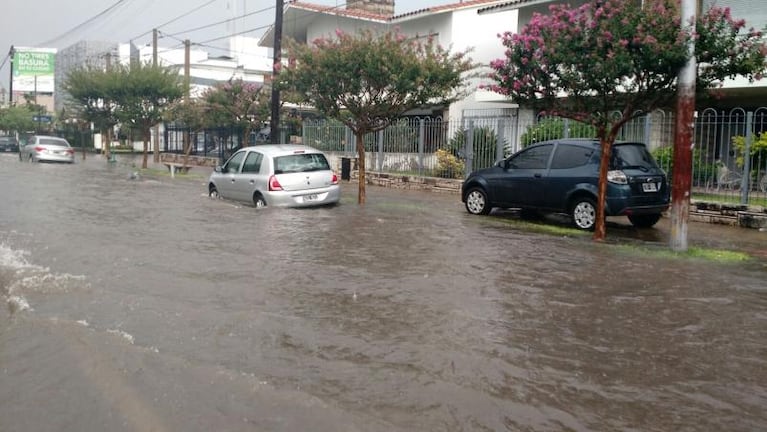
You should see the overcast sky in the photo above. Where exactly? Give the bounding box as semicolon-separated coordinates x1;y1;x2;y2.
1;0;453;91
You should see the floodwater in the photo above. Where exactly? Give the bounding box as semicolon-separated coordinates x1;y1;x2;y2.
1;153;766;432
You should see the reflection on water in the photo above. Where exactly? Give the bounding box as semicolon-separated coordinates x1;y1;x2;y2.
0;153;765;431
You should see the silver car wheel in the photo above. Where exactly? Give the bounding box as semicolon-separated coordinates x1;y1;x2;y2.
208;185;219;199
572;199;596;230
254;195;267;208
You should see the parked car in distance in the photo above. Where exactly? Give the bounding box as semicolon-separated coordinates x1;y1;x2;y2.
461;138;670;230
19;135;75;163
0;135;19;152
208;144;340;208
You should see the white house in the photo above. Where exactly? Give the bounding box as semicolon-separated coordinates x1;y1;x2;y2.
260;0;534;123
260;0;767;120
118;36;271;99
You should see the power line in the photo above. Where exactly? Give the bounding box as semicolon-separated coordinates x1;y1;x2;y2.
38;0;136;46
130;0;218;40
161;5;276;39
0;52;10;73
194;2;350;45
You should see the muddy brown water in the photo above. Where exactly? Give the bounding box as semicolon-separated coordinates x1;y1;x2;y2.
1;153;766;431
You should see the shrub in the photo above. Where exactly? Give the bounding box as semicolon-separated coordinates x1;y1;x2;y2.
435;148;464;178
521;118;595;147
651;145;717;187
447;126;509;169
732;132;767;170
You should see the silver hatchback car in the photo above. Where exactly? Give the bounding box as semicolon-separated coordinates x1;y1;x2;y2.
19;135;75;163
208;144;340;208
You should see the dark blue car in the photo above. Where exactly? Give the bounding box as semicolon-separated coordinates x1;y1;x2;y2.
461;138;670;230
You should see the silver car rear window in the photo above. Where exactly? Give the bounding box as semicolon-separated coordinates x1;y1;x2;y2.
39;138;70;146
274;153;330;174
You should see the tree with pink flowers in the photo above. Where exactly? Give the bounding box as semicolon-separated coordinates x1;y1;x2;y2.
488;0;766;241
281;29;476;205
203;78;270;148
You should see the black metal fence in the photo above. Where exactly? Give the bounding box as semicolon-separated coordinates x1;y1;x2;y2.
158;109;767;206
301;109;767;206
163;124;297;161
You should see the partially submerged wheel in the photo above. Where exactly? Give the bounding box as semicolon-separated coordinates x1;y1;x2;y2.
253;193;267;208
628;213;662;228
464;187;491;215
208;184;219;199
571;197;597;230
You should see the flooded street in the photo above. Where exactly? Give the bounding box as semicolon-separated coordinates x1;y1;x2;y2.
1;153;766;431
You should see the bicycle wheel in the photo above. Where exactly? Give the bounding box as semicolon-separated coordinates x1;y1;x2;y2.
720;173;741;190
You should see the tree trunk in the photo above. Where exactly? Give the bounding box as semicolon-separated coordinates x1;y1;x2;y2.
243;126;252;148
153;125;160;163
142;128;150;169
355;131;366;205
594;134;616;241
81;127;87;161
104;128;111;160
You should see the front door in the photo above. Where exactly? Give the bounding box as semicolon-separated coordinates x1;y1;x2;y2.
496;143;553;208
217;150;246;201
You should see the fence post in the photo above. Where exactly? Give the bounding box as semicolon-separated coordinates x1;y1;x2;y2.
740;111;753;204
465;120;474;178
496;119;506;162
418;119;425;176
377;130;384;172
563;118;570;139
511;112;520;154
346;126;354;154
643;114;652;146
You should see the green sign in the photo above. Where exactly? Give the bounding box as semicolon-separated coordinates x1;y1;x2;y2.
14;51;55;76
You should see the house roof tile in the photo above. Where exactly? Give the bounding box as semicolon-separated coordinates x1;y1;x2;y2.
288;0;512;22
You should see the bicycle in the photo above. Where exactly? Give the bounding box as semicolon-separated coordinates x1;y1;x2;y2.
758;171;767;193
716;162;742;191
717;161;767;192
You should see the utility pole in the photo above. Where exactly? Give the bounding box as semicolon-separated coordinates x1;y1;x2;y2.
270;0;284;144
8;46;14;105
183;39;191;156
153;29;158;66
670;0;697;252
153;29;160;162
104;52;112;161
184;40;190;103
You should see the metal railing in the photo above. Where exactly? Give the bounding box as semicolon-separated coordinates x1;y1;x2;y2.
300;109;767;206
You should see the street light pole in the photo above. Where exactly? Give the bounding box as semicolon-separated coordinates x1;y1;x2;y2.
670;0;697;252
270;0;284;144
7;46;14;105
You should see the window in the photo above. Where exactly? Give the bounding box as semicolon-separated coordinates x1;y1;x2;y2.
612;144;658;170
274;153;330;174
223;151;246;174
509;144;553;169
39;137;69;146
551;144;594;169
242;151;263;173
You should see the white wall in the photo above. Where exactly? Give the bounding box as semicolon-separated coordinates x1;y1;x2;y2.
305;15;389;42
447;7;520;118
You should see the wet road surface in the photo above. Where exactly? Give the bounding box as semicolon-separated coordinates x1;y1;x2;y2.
1;153;766;431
